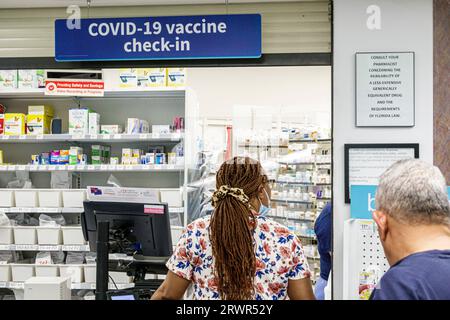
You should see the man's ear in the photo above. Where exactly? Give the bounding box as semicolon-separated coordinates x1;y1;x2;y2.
372;210;388;241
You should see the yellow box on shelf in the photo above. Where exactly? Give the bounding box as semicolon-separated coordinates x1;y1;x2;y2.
27;105;54;135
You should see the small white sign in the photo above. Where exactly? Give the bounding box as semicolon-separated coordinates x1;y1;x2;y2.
356;52;415;127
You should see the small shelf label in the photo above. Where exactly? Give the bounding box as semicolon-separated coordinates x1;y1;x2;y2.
19;135;26;140
87;165;95;171
113;134;121;139
2;135;9;140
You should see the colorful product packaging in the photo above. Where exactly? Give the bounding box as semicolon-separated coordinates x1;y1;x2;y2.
18;70;44;89
50;150;60;165
59;150;69;165
69;147;83;165
137;68;166;87
126;118;140;134
4;113;26;135
27;105;54;135
101;125;123;134
118;69;137;88
110;157;119;165
0;114;4;134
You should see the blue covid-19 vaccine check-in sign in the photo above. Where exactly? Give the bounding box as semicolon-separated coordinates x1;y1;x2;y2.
55;14;262;61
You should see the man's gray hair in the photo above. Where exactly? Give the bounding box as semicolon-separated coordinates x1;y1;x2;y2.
376;159;450;225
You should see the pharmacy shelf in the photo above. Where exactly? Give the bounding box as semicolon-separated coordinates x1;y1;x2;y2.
0;244;90;252
0;88;185;99
306;255;321;260
271;197;314;204
0;164;184;172
238;145;289;148
0;207;83;214
295;233;317;241
289;138;331;143
0;133;183;144
0;281;134;290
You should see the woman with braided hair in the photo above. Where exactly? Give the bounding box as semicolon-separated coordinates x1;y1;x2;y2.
152;156;315;300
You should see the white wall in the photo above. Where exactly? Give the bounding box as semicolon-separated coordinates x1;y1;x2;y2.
333;0;433;299
187;66;331;123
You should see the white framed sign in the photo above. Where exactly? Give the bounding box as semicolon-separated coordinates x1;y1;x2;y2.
344;143;419;203
356;52;415;127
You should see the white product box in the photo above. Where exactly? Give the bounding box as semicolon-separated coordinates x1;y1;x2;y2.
69;108;90;135
0;189;15;207
140;119;149;133
88;113;100;135
36;226;62;245
84;264;96;283
0;226;14;244
14;190;39;207
152;125;171;135
24;277;71;300
137;68;166;87
160;188;183;207
109;271;133;284
0;70;18;90
62;189;86;208
118;68;137;88
18;70;39;89
35;265;60;277
11;263;35;282
38;190;63;207
86;186;160;204
0;264;11;281
13;226;37;244
59;264;84;283
61;226;86;245
100;125;123;134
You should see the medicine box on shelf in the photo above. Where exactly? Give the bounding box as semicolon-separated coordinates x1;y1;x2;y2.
109;271;133;284
160;188;183;207
83;264;96;283
61;226;86;245
13;226;37;245
0;190;15;207
38;190;63;208
0;264;11;282
11;264;35;282
35;265;60;277
0;226;14;244
59;264;84;283
62;190;86;208
36;227;62;245
14;190;39;207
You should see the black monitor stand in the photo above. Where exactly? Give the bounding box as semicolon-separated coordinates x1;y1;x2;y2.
94;221;169;300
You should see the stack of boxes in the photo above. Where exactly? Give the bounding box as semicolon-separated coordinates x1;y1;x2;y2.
126;118;149;134
91;145;111;165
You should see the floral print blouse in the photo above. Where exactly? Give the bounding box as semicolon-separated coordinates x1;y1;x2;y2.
166;214;311;300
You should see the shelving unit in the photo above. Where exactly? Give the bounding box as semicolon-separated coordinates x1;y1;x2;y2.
0;81;196;298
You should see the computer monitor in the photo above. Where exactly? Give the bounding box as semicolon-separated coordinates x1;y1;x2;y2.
82;201;173;257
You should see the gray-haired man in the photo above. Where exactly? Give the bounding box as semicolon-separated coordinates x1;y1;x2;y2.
370;159;450;300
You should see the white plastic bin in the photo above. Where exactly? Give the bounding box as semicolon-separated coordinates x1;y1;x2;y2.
59;264;84;283
84;264;96;283
0;190;15;207
38;190;63;207
61;226;86;245
36;227;62;245
14;190;39;207
62;190;86;208
11;264;35;282
109;271;133;284
35;264;60;277
0;264;12;281
0;226;14;244
13;226;37;245
160;188;183;207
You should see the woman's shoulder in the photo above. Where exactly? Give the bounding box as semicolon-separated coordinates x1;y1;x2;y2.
256;217;298;238
185;215;211;232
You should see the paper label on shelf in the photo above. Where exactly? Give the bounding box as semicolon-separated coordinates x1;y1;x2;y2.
139;134;148;139
9;282;25;289
36;135;44;140
113;134;121;139
45;166;54;171
0;282;7;288
107;165;116;171
154;165;161;170
0;245;11;251
73;134;84;140
102;135;111;140
100;164;108;171
57;165;66;171
167;165;175;170
19;135;26;140
68;165;75;171
125;165;134;171
15;244;38;250
76;165;85;171
41;208;59;213
87;165;95;171
142;165;151;171
2;135;9;140
62;245;88;252
7;165;16;171
90;134;98;140
38;245;60;251
18;165;26;171
152;133;160;139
